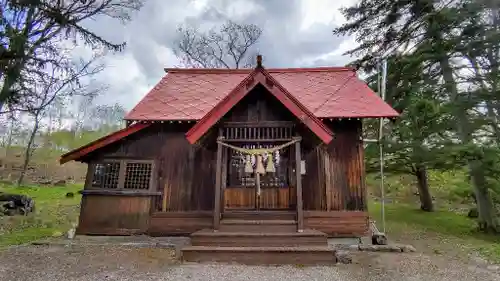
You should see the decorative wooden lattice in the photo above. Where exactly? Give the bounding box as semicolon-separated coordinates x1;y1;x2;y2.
124;162;152;190
92;162;120;189
222;122;294;141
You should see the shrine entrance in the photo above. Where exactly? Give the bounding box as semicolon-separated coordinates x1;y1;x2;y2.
220;122;298;211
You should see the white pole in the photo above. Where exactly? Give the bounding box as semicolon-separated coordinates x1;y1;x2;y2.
379;59;387;234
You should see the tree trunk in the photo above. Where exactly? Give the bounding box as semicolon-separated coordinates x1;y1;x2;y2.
17;116;40;186
415;165;433;212
469;159;497;232
438;57;498;232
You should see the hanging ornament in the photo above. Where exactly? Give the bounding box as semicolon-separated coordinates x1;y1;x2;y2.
265;153;276;173
244;154;254;173
255;154;266;174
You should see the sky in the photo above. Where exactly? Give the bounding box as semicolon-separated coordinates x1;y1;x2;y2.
79;0;358;111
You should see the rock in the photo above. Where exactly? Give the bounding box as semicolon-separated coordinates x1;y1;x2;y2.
400;244;416;253
66;228;76;239
359;244;403;252
348;244;360;251
0;193;35;215
53;180;66;186
335;251;352;264
372;233;388;245
359;245;377;251
38;180;52;185
375;245;403;252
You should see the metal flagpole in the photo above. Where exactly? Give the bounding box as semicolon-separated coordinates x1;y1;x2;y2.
379;59;387;234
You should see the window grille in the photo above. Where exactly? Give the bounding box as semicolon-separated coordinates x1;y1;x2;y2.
124;162;153;190
90;160;154;190
91;162;120;189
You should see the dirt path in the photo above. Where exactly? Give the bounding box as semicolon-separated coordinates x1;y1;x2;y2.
0;244;498;281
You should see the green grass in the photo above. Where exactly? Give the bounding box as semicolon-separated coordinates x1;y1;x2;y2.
0;183;82;248
369;201;500;263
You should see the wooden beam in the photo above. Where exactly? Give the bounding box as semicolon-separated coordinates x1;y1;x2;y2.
213;134;224;231
295;138;304;232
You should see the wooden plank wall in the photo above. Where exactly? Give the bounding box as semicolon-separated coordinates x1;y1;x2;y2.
304;211;369;237
148;211;213;236
77;195;151;235
223;187;296;209
91;123;216;212
302;119;366;212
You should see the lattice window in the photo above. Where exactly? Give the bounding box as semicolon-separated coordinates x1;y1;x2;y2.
91;162;120;189
90;160;154;190
124;162;152;190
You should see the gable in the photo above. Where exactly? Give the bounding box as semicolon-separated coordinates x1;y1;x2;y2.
185;68;333;144
223;84;296;122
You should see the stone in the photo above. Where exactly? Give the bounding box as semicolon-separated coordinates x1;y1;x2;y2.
66;227;76;239
359;244;402;252
348;244;360;251
371;233;388;245
335;251;352;264
359;245;377;251
53;180;66;186
400;244;416;253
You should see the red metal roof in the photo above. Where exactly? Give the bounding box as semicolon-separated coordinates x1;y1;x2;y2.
59;122;151;164
125;67;399;121
186;68;334;144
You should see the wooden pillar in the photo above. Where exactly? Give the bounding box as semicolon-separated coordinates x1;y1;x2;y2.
214;136;223;231
295;137;304;232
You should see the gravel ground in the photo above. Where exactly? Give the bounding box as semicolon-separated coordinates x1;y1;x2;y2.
0;245;499;281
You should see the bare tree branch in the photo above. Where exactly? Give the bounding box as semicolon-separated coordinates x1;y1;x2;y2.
0;0;144;110
173;20;262;69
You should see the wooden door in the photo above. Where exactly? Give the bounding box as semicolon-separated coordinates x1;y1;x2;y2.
223;143;294;210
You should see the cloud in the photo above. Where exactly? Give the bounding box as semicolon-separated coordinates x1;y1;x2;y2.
77;0;355;111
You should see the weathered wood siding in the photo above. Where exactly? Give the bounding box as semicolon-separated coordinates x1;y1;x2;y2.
87;123;217;212
304;211;369;237
78;123;216;235
148;211;213;236
77;195;151;235
224;186;296;209
302;119;366;212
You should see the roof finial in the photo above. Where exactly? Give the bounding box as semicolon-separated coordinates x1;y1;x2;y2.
256;54;262;68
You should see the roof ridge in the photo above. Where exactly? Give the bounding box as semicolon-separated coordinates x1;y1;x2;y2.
163;66;355;74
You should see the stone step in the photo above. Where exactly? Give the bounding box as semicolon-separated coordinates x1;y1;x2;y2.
181;246;337;265
191;229;327;247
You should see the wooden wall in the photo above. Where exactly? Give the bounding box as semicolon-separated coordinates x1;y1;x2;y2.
77;195;151;235
87;123;216;212
223;186;296;209
302;119;366;212
78;123;216;235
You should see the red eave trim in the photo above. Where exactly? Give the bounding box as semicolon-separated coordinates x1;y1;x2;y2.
164;66;355;74
59;122;151;164
185;68;333;144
